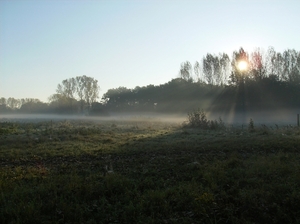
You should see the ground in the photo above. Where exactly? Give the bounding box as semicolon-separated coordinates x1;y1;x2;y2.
0;116;300;223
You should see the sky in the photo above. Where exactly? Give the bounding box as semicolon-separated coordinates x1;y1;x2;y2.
1;0;300;103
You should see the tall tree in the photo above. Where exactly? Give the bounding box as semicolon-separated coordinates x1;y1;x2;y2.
283;49;300;83
212;55;222;85
290;50;300;84
54;75;100;114
75;76;86;112
250;48;266;81
265;47;286;81
193;61;201;82
230;48;250;85
219;53;231;85
57;78;76;99
179;61;193;81
83;76;100;107
56;77;77;111
75;75;100;113
0;97;6;105
6;97;21;109
202;53;214;85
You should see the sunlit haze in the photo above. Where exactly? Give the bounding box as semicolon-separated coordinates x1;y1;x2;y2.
237;61;248;71
1;0;300;102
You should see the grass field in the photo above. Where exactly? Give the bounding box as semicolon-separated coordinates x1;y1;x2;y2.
0;117;300;223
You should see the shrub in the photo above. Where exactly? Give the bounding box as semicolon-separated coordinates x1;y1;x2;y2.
187;108;208;128
248;118;255;132
187;108;225;130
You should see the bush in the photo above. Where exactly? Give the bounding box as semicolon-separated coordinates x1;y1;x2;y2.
186;108;225;130
248;118;255;132
187;108;208;128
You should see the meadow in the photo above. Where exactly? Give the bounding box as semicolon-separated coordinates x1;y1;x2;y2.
0;116;300;223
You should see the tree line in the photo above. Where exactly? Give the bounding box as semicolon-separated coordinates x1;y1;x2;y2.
179;47;300;85
0;75;100;114
97;47;300;114
1;47;299;115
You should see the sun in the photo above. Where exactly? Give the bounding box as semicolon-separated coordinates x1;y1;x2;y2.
237;60;248;71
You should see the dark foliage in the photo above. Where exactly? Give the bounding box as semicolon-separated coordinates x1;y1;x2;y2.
186;108;225;130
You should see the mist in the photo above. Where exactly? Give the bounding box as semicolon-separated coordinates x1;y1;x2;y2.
1;109;299;127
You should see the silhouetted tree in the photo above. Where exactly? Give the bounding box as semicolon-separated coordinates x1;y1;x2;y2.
283;49;300;83
219;53;231;85
193;61;202;82
203;53;215;85
75;75;100;113
179;61;193;82
48;94;77;113
57;78;76;99
0;98;9;113
6;97;21;109
20;100;48;113
55;75;100;114
230;48;250;85
56;77;76;110
0;97;6;106
250;48;266;81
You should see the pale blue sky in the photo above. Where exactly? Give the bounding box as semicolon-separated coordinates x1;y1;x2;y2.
1;0;299;102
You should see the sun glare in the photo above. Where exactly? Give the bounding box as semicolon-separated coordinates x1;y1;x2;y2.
237;60;248;71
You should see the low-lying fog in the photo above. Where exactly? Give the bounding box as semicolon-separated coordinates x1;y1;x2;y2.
0;109;299;126
208;109;300;126
0;113;185;124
